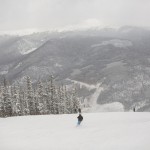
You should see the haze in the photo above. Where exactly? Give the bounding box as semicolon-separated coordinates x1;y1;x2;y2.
0;0;150;32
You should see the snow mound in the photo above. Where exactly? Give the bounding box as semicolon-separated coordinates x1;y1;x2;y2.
90;102;124;112
0;113;150;150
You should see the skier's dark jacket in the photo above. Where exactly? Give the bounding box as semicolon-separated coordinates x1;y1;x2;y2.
77;114;83;122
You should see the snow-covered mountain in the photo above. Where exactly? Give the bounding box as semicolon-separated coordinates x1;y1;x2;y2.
0;26;150;111
0;113;150;150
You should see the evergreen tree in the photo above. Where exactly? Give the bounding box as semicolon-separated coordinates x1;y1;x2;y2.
45;82;51;114
0;86;4;117
3;78;13;117
57;86;65;114
0;75;80;118
11;85;21;116
54;87;59;114
26;76;35;115
18;86;25;115
72;87;80;113
64;86;71;114
48;75;55;114
61;86;66;114
37;81;46;115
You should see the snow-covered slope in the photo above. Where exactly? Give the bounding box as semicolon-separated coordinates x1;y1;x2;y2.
0;113;150;150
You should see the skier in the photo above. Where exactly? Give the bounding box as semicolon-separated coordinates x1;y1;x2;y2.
78;108;81;113
74;108;77;113
77;113;83;125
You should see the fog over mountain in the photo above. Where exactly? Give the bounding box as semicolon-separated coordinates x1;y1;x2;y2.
0;26;150;111
0;0;150;32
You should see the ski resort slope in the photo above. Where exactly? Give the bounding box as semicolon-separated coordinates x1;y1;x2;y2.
0;113;150;150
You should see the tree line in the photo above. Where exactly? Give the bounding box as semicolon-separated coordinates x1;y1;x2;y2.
0;75;80;117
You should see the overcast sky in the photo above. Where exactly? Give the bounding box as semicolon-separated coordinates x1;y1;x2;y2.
0;0;150;32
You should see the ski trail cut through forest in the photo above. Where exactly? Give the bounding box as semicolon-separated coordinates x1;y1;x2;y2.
66;78;96;90
66;78;104;107
90;83;103;106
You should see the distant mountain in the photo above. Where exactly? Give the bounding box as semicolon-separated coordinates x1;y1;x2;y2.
0;26;150;111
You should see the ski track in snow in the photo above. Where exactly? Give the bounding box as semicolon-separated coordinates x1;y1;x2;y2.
89;83;103;106
0;113;150;150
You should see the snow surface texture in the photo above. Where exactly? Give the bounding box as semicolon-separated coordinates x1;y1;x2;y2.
0;113;150;150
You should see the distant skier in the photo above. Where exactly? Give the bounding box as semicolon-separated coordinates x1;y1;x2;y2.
133;107;136;112
78;108;81;114
74;108;77;113
77;114;83;125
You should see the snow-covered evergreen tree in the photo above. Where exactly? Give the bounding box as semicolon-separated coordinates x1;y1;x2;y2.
48;75;55;114
19;86;28;115
0;86;4;117
71;87;80;113
26;76;35;115
11;85;21;116
36;81;46;115
3;78;13;117
61;86;67;114
0;75;79;118
54;87;59;114
57;86;63;114
64;86;71;114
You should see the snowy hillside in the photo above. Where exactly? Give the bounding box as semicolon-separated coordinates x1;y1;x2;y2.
1;27;150;111
0;113;150;150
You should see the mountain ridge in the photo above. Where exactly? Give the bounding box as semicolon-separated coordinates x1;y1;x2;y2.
0;26;150;111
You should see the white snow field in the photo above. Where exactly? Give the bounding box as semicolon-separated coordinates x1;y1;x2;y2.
0;113;150;150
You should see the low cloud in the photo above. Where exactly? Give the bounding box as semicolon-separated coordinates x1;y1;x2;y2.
0;0;149;31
